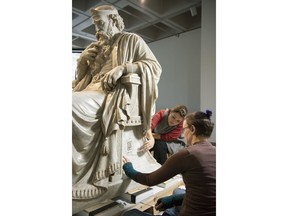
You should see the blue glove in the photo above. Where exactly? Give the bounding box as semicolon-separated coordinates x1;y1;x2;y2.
122;162;139;181
156;193;184;209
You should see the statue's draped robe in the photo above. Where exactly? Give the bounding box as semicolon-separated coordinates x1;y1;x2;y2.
72;32;162;199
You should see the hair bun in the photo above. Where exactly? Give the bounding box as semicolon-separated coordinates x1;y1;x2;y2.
205;110;212;120
180;108;187;116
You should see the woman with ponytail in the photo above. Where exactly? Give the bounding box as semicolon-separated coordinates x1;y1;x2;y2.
122;110;216;216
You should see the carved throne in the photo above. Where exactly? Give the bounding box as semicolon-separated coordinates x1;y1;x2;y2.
72;74;161;214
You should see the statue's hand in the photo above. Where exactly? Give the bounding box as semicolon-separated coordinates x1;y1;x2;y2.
102;65;125;91
79;45;97;64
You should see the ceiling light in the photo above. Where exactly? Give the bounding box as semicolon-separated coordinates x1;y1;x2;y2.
190;7;197;16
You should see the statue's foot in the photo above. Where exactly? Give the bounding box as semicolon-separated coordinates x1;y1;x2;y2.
72;184;107;199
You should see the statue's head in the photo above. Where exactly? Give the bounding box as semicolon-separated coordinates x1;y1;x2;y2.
91;5;125;41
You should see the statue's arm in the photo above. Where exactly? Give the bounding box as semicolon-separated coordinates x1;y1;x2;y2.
73;43;98;87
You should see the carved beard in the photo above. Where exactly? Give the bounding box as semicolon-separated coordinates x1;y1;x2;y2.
95;30;114;59
96;30;112;46
90;30;114;76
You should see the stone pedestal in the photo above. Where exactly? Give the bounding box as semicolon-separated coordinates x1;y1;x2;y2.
72;125;161;214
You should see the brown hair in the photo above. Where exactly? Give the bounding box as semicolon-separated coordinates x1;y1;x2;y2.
170;105;188;117
185;110;214;137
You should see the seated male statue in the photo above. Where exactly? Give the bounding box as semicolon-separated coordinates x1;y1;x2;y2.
72;5;162;199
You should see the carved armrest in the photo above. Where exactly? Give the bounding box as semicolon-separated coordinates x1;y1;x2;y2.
121;74;142;126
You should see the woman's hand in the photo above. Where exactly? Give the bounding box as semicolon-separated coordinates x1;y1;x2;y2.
122;156;139;180
122;155;131;164
155;195;174;210
138;136;154;152
138;128;155;152
152;133;161;140
155;201;165;211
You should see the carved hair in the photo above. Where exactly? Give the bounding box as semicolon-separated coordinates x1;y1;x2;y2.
110;14;125;31
185;110;214;137
91;5;125;31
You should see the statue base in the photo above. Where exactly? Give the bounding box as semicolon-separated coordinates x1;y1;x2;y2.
72;125;161;214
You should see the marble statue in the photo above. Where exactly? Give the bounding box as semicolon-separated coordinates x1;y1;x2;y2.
72;4;162;210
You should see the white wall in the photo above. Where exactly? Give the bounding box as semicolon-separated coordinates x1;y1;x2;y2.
201;0;216;142
149;29;201;112
148;0;216;142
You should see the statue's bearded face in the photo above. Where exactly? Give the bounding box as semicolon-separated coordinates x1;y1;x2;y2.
96;30;111;44
92;14;114;43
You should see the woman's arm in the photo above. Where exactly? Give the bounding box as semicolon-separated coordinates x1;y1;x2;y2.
138;128;155;152
160;121;183;141
123;148;189;186
150;110;164;131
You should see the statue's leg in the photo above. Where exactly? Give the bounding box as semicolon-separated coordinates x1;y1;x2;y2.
72;91;107;199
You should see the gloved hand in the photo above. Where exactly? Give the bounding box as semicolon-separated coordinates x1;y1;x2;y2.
122;162;139;181
155;193;184;210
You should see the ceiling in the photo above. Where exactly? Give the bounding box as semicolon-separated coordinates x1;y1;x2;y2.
72;0;202;50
